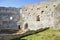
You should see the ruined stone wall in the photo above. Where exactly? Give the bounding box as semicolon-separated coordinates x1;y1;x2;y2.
21;2;60;31
54;4;60;30
0;7;20;30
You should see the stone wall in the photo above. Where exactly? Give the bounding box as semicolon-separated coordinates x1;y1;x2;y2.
54;4;60;30
0;7;20;30
21;2;60;31
0;2;60;33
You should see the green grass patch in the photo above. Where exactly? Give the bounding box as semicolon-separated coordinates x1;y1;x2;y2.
21;28;60;40
12;28;60;40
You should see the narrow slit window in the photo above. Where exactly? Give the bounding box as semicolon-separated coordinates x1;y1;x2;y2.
46;6;47;8
36;15;40;21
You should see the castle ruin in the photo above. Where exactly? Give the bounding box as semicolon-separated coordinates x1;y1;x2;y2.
0;2;60;35
20;2;60;31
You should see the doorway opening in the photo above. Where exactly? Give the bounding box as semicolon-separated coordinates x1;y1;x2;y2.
36;15;40;21
24;23;28;29
18;25;21;29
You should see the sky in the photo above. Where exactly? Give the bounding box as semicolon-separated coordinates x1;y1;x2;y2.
0;0;45;8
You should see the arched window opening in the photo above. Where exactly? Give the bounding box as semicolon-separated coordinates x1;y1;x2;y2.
24;23;28;29
36;15;40;21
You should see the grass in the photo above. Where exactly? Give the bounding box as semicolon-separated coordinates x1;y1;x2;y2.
21;28;60;40
12;28;60;40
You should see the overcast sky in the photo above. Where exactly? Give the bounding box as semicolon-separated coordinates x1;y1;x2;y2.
0;0;45;8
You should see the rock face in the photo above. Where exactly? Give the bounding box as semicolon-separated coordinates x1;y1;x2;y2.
0;7;20;30
20;2;60;31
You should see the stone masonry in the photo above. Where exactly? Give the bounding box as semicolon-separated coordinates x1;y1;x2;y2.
0;7;20;30
20;2;60;31
1;2;60;35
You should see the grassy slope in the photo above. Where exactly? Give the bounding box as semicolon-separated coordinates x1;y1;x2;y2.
21;28;60;40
